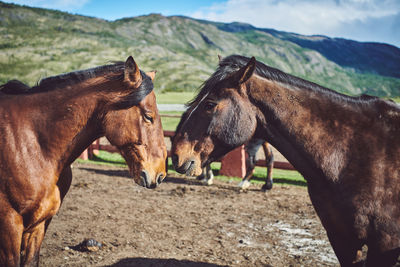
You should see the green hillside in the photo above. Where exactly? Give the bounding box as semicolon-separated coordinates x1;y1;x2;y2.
1;2;399;98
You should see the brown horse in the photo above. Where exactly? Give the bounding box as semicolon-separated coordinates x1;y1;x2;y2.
0;56;167;266
171;55;400;266
195;139;274;191
238;139;274;191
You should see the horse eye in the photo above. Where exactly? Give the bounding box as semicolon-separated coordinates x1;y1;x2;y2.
204;101;217;111
143;113;154;123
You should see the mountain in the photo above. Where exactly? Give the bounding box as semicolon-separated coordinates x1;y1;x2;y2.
208;21;400;79
1;2;399;98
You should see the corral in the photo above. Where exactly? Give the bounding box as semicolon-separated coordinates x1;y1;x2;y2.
39;162;338;266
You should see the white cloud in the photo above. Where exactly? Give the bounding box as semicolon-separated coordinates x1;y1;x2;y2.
7;0;90;11
190;0;400;45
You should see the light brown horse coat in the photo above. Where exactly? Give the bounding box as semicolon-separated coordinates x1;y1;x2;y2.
0;56;166;266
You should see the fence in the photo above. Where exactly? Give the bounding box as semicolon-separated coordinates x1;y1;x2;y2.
78;116;295;178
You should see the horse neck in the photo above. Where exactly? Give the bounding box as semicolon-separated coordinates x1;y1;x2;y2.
248;75;373;182
30;79;116;168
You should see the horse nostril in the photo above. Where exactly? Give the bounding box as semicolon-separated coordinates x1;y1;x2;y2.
156;173;165;185
140;170;150;188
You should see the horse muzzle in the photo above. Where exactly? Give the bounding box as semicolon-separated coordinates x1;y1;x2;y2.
172;154;201;176
139;170;165;189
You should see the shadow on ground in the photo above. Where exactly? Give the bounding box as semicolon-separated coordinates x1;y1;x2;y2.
79;167;131;178
105;257;229;267
80;163;307;188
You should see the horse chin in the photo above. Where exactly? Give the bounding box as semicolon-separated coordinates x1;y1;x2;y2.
129;168;153;188
124;162;142;186
127;167;142;186
189;164;203;177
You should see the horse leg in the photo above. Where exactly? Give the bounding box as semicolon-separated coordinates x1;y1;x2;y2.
196;166;206;180
20;222;46;267
20;166;73;267
308;183;363;266
238;153;256;190
204;164;214;185
325;230;363;267
365;246;400;267
0;209;23;266
44;166;72;231
197;164;214;185
261;142;274;191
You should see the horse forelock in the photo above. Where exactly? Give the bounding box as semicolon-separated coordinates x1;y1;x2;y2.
114;70;154;109
178;57;242;134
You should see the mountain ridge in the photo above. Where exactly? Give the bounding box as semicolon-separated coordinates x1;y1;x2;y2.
0;2;399;97
195;19;400;79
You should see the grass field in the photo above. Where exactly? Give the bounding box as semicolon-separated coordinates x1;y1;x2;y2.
78;150;306;187
390;97;400;103
160;111;183;131
156;92;195;104
156;91;188;131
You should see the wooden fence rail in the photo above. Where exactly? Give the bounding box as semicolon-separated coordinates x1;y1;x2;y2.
79;132;296;177
79;114;295;176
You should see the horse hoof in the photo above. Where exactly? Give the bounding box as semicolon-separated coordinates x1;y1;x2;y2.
261;183;273;191
200;178;213;185
196;175;205;180
238;180;251;190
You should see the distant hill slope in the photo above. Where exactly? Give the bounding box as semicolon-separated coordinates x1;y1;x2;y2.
209;21;400;79
0;2;399;97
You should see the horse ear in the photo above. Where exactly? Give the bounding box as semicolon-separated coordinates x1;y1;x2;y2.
234;56;256;84
218;55;223;63
146;70;157;81
124;56;141;86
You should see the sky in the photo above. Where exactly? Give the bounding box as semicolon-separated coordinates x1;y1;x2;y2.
4;0;400;47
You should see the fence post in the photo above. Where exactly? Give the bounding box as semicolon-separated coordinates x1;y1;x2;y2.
92;139;100;156
219;145;246;178
79;149;89;160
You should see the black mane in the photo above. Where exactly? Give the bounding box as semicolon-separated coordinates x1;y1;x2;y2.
35;62;126;92
0;62;153;108
187;54;394;108
0;80;30;94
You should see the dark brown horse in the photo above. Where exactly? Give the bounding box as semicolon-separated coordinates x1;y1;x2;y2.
238;139;274;191
171;55;400;266
0;56;167;266
195;139;274;191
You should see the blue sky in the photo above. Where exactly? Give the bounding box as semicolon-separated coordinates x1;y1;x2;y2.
4;0;400;47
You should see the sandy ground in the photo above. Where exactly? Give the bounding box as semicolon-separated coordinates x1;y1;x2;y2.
39;162;339;267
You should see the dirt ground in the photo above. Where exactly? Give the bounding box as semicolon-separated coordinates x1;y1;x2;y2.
39;162;339;267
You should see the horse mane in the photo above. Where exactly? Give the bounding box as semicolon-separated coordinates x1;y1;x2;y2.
0;62;154;108
0;80;31;94
35;62;126;93
187;54;398;111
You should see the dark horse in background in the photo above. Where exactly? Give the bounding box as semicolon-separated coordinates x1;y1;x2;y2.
196;139;274;191
171;55;400;266
0;56;167;266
